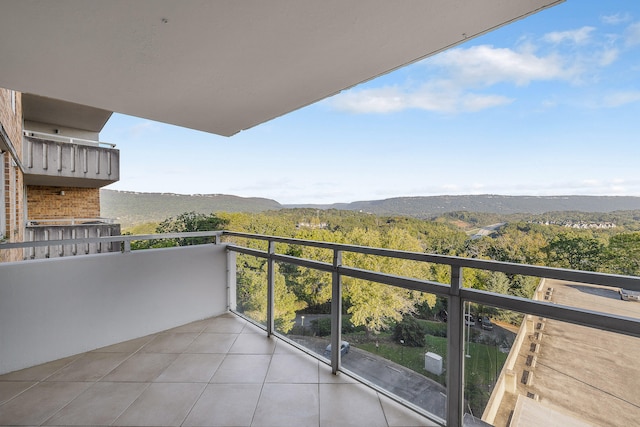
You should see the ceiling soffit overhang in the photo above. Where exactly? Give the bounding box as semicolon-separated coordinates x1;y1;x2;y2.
22;94;113;133
0;1;563;137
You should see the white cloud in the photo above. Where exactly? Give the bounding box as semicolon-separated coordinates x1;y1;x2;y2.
332;87;407;113
625;22;640;46
601;13;632;25
329;43;576;114
597;47;619;66
431;45;571;86
543;26;595;45
460;93;514;112
329;82;513;114
602;90;640;107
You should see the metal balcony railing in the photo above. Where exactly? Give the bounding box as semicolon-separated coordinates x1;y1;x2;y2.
1;231;639;427
23;130;116;148
24;220;121;259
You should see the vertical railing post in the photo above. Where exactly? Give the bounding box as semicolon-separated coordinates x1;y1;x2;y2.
227;248;237;312
267;240;276;337
331;249;343;374
447;265;464;427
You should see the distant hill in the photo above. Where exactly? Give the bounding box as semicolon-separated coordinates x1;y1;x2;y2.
286;195;640;217
102;190;640;227
101;190;282;227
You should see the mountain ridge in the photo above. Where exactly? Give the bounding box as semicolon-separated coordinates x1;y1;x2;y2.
101;189;640;227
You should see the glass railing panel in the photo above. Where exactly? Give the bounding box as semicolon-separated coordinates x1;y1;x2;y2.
462;303;515;424
467;303;640;427
273;262;334;357
339;278;447;421
233;253;268;328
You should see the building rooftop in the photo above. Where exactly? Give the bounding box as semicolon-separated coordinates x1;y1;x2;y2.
0;312;436;427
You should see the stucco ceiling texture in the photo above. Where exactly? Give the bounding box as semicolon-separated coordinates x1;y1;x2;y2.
0;1;562;137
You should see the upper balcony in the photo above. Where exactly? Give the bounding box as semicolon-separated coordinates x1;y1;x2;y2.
1;232;638;427
22;130;119;188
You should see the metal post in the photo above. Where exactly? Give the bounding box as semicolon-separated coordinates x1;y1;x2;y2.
267;240;276;337
227;249;237;312
331;249;343;374
447;265;464;427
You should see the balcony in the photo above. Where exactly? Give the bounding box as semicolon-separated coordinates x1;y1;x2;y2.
1;232;639;427
22;130;119;188
24;219;121;259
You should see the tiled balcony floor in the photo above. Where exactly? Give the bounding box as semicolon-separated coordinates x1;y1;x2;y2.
0;313;437;426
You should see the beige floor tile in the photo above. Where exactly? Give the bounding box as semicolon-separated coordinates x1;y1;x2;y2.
228;333;276;354
204;316;247;333
210;355;271;384
0;381;36;405
318;364;358;384
252;383;319;427
265;354;319;384
273;339;302;354
379;394;439;427
166;319;209;333
0;382;90;426
154;353;224;383
43;382;148;426
45;352;130;382
185;333;238;353
101;353;177;382
319;383;388;427
141;332;199;353
183;383;261;426
113;382;206;426
91;334;156;353
0;355;80;382
241;321;267;334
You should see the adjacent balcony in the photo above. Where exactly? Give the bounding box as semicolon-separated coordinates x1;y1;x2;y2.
24;218;121;259
0;232;639;427
22;130;119;188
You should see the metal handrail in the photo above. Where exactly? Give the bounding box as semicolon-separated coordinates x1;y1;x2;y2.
23;129;116;149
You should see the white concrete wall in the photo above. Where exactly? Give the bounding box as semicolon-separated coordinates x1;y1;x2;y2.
0;244;228;374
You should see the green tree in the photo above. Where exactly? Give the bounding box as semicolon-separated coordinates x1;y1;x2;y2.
235;255;306;333
544;233;604;271
392;316;426;347
131;211;227;249
342;228;436;334
605;232;640;276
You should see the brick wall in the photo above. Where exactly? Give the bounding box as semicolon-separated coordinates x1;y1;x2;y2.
0;88;24;262
27;186;101;220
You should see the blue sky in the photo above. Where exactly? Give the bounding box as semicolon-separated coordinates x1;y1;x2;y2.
101;1;640;205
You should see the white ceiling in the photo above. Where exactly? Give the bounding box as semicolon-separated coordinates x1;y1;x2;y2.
0;0;562;137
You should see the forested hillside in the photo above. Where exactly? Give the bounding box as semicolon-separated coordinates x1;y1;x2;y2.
101;190;282;227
